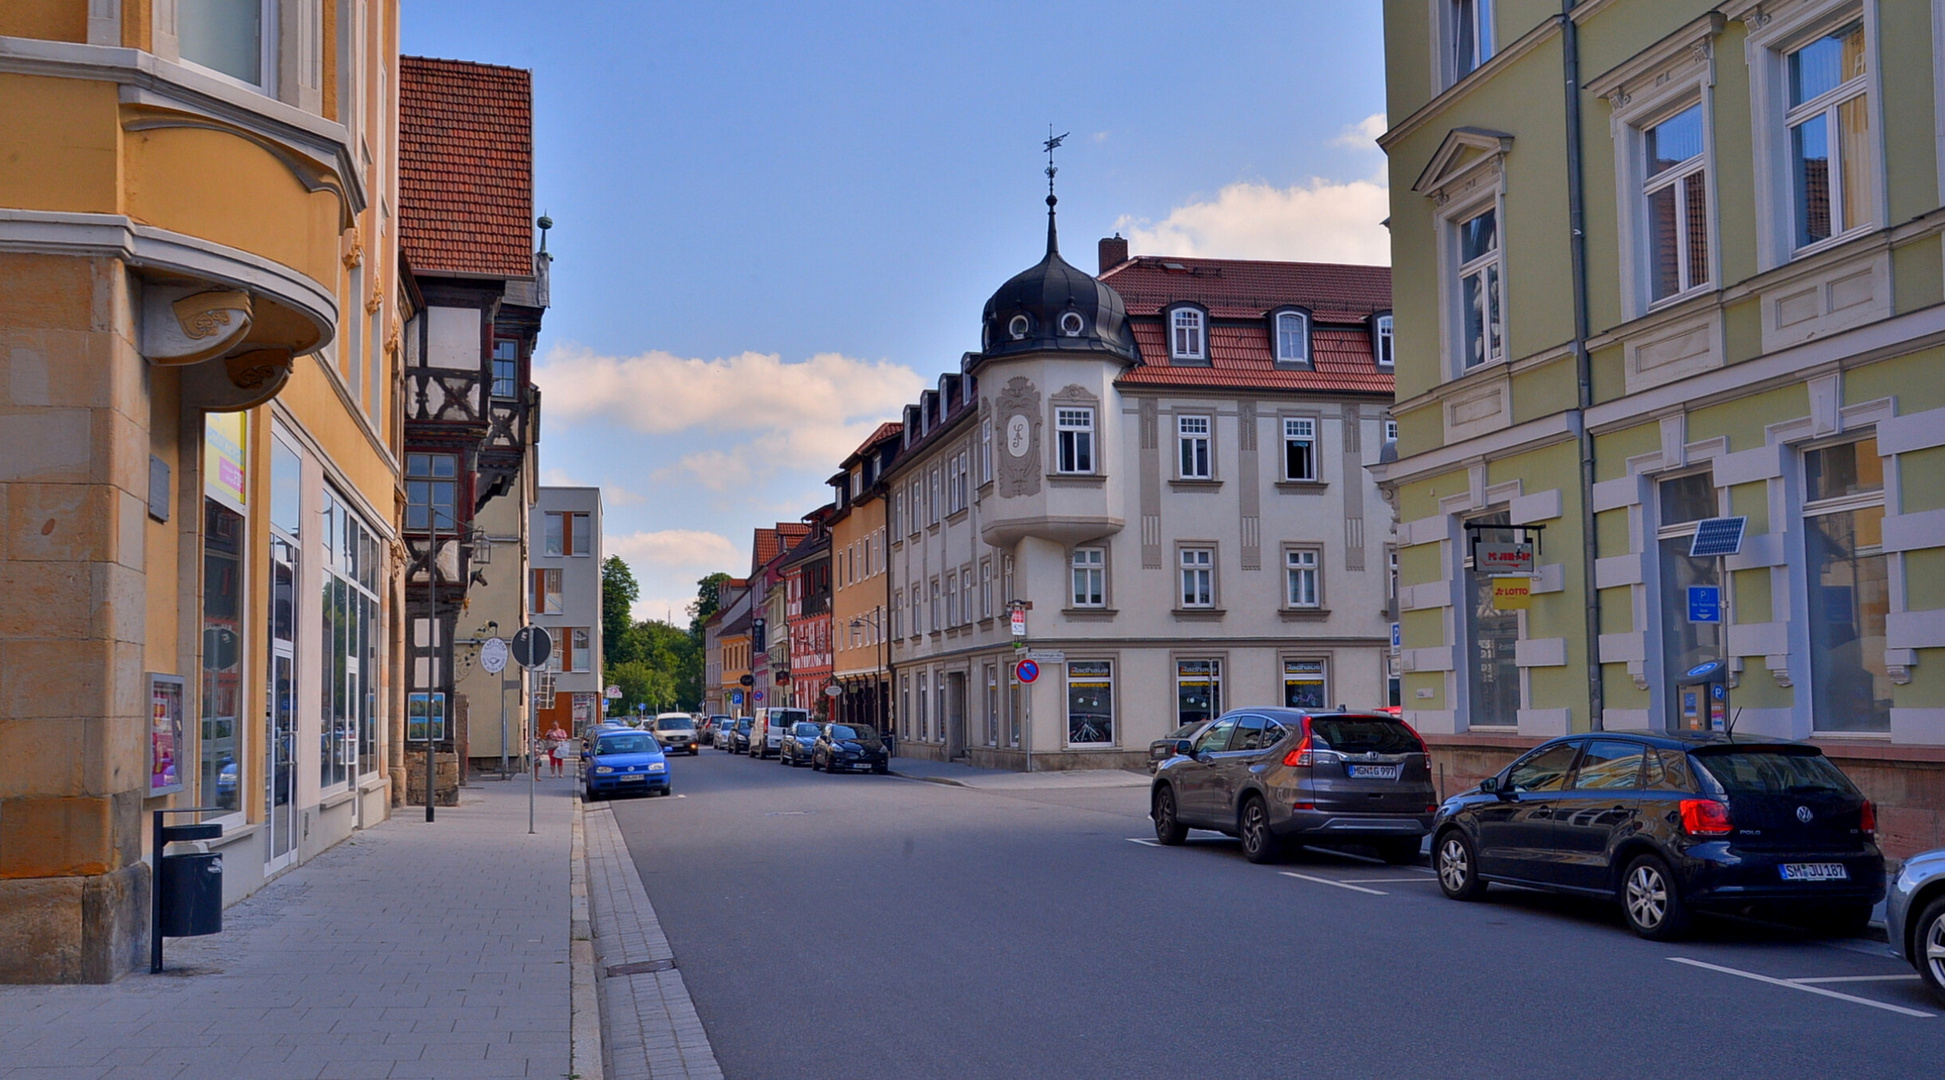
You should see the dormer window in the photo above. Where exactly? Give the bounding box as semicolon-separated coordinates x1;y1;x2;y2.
1273;310;1310;366
1374;313;1394;368
1060;312;1085;337
1170;308;1205;361
1008;314;1030;340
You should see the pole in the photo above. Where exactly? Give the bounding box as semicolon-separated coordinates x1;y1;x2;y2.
425;515;437;822
527;654;536;835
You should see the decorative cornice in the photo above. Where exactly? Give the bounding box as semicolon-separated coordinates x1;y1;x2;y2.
1585;12;1727;101
1379;15;1566;151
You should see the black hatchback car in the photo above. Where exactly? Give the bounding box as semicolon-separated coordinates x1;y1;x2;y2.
1431;732;1884;940
1152;709;1438;864
813;723;889;774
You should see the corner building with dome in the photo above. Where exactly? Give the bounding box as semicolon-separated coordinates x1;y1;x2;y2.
860;202;1399;769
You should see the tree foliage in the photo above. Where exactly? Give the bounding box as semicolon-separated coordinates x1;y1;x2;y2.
601;570;729;714
600;556;639;671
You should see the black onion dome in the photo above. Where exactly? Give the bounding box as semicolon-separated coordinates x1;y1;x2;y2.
978;199;1137;364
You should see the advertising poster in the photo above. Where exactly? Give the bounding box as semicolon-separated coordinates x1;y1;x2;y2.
204;410;248;513
149;673;186;795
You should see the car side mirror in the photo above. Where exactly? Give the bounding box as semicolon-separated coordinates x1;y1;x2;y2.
1478;776;1500;795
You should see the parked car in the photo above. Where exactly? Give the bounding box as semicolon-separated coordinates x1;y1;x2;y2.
813;722;889;774
1150;719;1217;774
780;721;823;767
701;714;733;746
652;713;700;755
724;716;754;754
1151;709;1436;865
750;707;809;759
1431;732;1885;940
1888;845;1945;1005
583;729;670;800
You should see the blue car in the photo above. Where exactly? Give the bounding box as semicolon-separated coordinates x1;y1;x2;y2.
584;730;670;800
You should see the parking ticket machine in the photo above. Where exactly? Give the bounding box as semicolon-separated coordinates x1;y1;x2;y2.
1676;660;1729;732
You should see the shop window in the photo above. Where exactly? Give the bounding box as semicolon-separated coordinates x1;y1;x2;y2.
1067;661;1114;745
1656;471;1720;730
1176;659;1222;729
1283;659;1326;709
1803;438;1889;732
1463;511;1519;727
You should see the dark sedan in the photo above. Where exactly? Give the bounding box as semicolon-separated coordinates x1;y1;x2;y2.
723;716;753;754
780;721;822;767
813;723;890;774
1151;709;1437;864
1431;732;1885;940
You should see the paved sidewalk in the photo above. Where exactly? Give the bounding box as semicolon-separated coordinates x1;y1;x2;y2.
889;756;1150;790
582;802;722;1080
0;777;580;1079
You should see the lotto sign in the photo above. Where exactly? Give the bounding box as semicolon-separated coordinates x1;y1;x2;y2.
1015;659;1040;684
1490;576;1531;611
1009;609;1027;637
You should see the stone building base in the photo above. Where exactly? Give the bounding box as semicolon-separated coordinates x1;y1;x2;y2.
0;862;148;984
402;751;461;807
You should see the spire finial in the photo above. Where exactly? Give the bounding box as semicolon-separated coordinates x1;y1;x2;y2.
1042;125;1068;256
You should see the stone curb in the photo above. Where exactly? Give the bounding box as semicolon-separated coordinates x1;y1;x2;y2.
571;798;605;1080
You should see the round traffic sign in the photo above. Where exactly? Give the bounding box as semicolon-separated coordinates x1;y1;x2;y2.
1016;659;1039;684
479;637;509;675
510;626;553;669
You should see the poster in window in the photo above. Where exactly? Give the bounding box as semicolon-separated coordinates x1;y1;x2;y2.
204;410;248;513
149;673;187;795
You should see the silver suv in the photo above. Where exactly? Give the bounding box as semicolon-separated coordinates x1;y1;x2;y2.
650;713;699;755
1888;846;1945;1005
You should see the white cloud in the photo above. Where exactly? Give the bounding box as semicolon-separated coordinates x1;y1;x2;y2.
1333;112;1387;150
535;346;923;469
609;528;740;571
540;467;645;507
1115;177;1391;266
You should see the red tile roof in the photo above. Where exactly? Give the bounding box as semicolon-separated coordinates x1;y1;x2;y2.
853;422;903;457
398;56;535;279
752;523;810;574
1104;255;1394;395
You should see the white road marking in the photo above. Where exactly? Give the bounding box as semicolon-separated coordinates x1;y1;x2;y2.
1790;974;1922;984
1667;957;1935;1018
1342;876;1441;884
1281;871;1387;896
1126;838;1162;847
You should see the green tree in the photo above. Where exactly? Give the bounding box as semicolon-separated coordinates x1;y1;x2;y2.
600;556;639;670
687;571;733;640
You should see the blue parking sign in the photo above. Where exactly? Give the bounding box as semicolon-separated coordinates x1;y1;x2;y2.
1688;585;1721;624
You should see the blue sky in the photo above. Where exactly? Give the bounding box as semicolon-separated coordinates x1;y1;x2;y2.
402;1;1390;620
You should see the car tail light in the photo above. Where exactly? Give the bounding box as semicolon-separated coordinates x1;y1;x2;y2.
1860;800;1876;838
1679;799;1733;836
1282;719;1315;767
1403;721;1430;756
1292;802;1314;811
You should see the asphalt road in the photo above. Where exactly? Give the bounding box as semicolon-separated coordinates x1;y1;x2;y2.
609;748;1944;1080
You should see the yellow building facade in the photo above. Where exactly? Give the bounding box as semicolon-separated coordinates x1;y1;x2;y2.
828;424;900;733
0;1;403;980
1377;0;1945;853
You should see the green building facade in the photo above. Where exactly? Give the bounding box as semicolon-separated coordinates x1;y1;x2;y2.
1375;0;1945;854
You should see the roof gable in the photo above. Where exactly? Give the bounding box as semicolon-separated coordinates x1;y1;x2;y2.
398;56;536;280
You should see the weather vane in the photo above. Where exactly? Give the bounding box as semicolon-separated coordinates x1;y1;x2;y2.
1043;125;1068;200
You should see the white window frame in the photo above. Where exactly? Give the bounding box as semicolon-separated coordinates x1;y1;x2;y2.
1639;103;1712;305
1742;0;1886;270
1797;434;1890;733
1177;414;1212;480
1374;313;1394;369
1285;547;1321;609
1440;0;1496;89
979;416;994;485
1055;407;1095;474
979;559;993;618
175;0;282;95
1282;417;1318;482
1385;418;1399;443
1274;310;1310;365
1071;547;1105;608
1169;307;1206;362
1453;203;1505;372
1178;547;1215;609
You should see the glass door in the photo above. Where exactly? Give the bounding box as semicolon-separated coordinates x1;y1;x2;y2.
266;536;298;872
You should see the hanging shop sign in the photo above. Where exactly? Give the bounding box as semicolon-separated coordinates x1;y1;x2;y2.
1490;576;1532;611
1476;542;1534;576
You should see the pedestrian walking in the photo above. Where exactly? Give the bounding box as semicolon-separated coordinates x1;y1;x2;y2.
547;725;569;777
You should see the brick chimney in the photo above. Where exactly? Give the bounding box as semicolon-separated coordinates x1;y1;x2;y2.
1098;233;1129;275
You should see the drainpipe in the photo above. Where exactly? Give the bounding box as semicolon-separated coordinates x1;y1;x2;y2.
1561;2;1605;731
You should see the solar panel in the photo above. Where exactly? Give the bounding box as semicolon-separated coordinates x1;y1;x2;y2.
1689;516;1747;558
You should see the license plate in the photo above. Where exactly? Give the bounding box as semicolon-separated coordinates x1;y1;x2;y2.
1348;765;1400;780
618;774;644;782
1780;862;1847;881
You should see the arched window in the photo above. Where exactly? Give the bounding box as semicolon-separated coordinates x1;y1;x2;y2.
1059;312;1085;337
1170;308;1205;361
1008;314;1030;340
1275;311;1309;365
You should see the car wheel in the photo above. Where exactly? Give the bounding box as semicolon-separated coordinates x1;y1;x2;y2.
872;764;889;775
1239;796;1282;864
1915;897;1945;1007
1152;786;1188;846
1375;838;1422;865
585;788;602;803
1435;830;1486;901
1621;853;1691;941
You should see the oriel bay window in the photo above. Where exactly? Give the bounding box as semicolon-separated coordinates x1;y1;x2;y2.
405;453;457;530
1067;661;1114;746
491;340;519;399
1643;103;1710;303
1178;415;1212;479
1802;437;1890;732
1787;21;1872;250
178;0;279;90
1056;408;1095;473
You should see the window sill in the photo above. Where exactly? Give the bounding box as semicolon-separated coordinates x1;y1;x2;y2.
1169;355;1210;366
1278;607;1332;621
1169;479;1223;492
1172;608;1227;621
320;788;357;810
1274;480;1328;493
945;508;970;524
1062;607;1118;619
977;617;995;628
1047;474;1106;488
926;523;941;534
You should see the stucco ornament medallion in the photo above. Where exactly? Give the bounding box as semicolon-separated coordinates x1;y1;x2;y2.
995;376;1041;498
142;287;255;365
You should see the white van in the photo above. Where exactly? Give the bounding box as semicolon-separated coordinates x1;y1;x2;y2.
750;707;809;759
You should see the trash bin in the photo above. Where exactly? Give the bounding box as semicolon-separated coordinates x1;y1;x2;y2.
157;850;223;937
